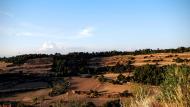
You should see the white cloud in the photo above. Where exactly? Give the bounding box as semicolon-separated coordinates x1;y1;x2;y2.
37;41;96;55
77;27;94;38
39;41;57;51
38;41;65;54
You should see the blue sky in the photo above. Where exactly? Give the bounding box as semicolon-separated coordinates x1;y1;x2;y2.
0;0;190;56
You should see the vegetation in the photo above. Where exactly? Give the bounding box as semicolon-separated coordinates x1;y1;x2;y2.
88;90;100;98
49;79;70;97
84;102;96;107
173;57;190;63
125;86;155;107
98;73;131;85
0;54;50;64
123;64;190;107
159;65;190;106
1;46;189;65
117;74;127;82
120;90;133;97
50;100;96;107
143;59;151;62
98;75;107;83
0;47;189;77
133;64;166;85
165;54;175;58
52;54;134;77
114;74;131;84
0;47;190;107
152;59;163;62
103;99;121;107
0;101;32;107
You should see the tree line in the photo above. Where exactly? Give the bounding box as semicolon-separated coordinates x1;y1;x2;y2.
1;46;190;64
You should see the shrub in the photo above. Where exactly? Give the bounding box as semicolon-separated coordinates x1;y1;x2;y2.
110;74;132;85
49;81;70;97
111;80;121;85
129;57;135;60
133;64;165;85
152;59;163;62
173;57;190;63
116;74;129;83
173;57;184;63
165;55;173;58
120;90;133;97
51;100;90;107
143;60;151;62
126;86;153;107
160;65;190;106
83;102;96;107
103;99;121;107
98;75;107;83
117;74;126;82
89;90;99;98
144;56;148;59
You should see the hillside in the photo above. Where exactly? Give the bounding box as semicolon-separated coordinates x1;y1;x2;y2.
89;52;190;67
0;57;53;75
0;52;190;107
1;52;190;75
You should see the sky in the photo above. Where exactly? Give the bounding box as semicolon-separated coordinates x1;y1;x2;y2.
0;0;190;56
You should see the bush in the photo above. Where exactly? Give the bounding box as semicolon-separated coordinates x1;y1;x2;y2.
160;65;190;106
103;99;121;107
49;81;70;97
173;57;184;63
120;90;133;97
89;90;99;98
152;59;163;62
133;64;165;85
98;75;107;83
51;100;96;107
117;74;126;81
144;56;148;59
144;60;151;62
83;102;96;107
109;74;132;85
173;57;190;63
116;74;129;84
112;80;122;85
165;55;173;58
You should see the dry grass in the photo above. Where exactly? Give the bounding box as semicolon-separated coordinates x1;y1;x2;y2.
103;73;130;80
0;61;12;71
89;52;190;67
